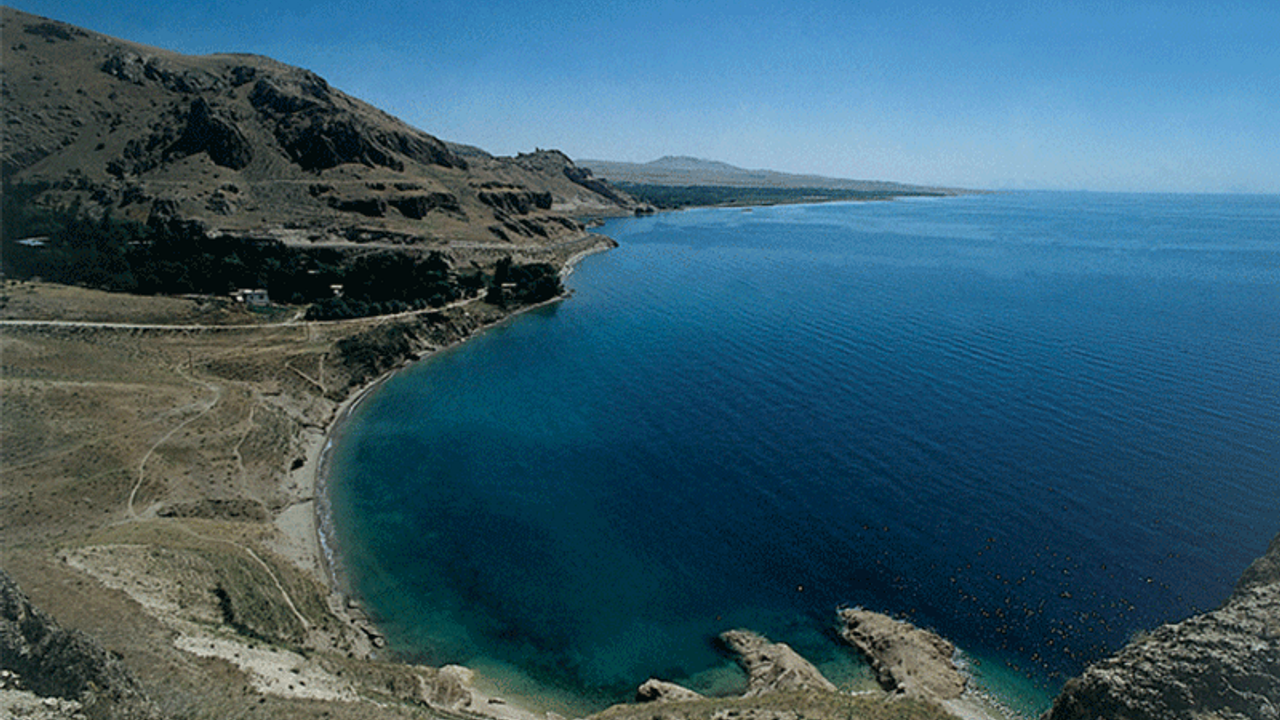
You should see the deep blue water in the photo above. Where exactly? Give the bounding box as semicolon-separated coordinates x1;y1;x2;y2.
326;192;1280;716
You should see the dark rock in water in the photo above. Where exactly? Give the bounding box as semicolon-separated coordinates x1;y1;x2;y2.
718;629;837;697
0;568;155;718
837;608;966;703
1042;530;1280;720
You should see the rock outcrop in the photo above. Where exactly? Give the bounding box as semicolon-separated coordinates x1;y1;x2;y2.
838;608;966;703
627;630;834;709
635;678;705;703
423;665;477;711
0;569;155;719
718;629;837;697
165;97;254;170
1042;531;1280;720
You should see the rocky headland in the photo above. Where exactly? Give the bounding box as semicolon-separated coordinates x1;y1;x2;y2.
1042;530;1280;720
605;626;958;720
839;609;967;703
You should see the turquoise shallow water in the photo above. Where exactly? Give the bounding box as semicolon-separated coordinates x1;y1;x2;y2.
326;192;1280;717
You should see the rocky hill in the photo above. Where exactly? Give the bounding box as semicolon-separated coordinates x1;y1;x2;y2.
1;7;639;252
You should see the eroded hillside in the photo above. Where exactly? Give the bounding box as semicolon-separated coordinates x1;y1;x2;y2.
1;7;639;252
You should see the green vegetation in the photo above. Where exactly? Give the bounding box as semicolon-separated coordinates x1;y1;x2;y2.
303;251;474;320
2;182;561;320
2;181;340;301
617;182;944;209
307;253;559;321
483;255;562;307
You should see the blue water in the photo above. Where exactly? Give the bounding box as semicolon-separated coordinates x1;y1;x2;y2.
327;192;1280;716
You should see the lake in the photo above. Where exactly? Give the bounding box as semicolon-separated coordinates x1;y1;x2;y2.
325;192;1280;717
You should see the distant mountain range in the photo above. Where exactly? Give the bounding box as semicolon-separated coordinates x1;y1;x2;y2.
581;156;961;195
1;7;639;251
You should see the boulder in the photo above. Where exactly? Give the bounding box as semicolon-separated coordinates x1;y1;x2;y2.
636;678;704;703
422;664;474;711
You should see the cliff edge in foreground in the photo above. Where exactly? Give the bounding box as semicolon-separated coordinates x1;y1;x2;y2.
0;569;155;719
1043;531;1280;720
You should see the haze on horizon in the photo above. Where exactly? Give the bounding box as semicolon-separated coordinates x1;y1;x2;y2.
9;0;1278;194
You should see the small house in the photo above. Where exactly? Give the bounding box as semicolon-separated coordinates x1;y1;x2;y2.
233;288;270;307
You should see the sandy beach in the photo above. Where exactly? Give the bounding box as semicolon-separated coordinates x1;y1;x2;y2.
0;237;617;718
275;235;620;616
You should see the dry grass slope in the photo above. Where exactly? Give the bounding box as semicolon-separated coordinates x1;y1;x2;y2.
0;281;490;719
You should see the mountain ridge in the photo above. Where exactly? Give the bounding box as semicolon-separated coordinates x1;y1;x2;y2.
581;155;961;194
1;6;639;254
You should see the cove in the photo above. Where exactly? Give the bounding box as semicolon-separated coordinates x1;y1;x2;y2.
325;192;1280;717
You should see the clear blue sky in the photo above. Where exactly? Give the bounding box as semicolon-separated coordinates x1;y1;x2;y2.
9;0;1279;192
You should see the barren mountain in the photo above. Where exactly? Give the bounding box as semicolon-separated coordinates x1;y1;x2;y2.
1;7;638;251
580;155;957;193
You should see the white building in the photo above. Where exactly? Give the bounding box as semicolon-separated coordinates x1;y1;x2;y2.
233;288;270;307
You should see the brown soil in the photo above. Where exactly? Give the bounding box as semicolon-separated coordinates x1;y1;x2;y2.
0;280;513;719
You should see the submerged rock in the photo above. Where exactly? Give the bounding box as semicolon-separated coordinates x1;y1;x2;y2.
718;629;837;697
837;608;966;703
1042;530;1280;720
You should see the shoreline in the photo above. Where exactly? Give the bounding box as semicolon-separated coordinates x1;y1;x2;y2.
275;237;619;661
279;232;1034;720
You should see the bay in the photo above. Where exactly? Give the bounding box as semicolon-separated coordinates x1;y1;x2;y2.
326;192;1280;716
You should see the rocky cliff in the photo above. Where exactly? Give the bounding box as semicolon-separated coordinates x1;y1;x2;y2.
1043;531;1280;720
0;569;154;719
1;7;639;251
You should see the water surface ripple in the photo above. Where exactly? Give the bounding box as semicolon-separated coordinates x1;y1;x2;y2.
328;192;1280;716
